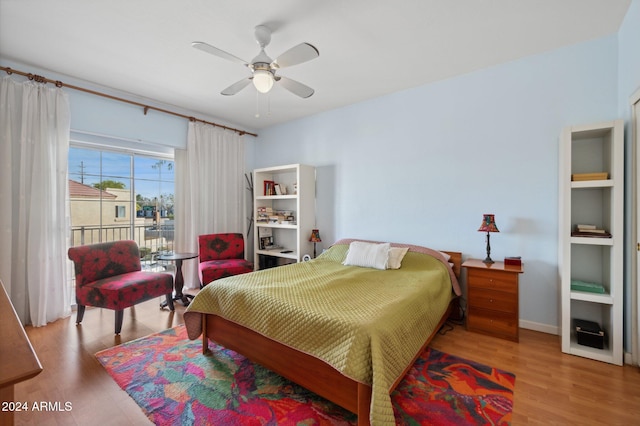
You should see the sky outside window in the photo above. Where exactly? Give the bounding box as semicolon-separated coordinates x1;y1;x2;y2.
68;147;174;201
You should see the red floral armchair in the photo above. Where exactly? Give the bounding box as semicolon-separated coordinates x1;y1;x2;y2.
68;240;174;334
198;233;253;287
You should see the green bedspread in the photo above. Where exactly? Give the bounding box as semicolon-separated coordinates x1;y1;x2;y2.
184;242;456;425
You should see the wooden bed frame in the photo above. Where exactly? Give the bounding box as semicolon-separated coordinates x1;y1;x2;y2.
200;251;462;426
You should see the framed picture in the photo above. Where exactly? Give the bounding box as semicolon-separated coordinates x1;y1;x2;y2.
274;184;282;195
260;236;274;250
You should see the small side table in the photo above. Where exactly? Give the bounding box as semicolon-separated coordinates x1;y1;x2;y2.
157;252;199;307
462;258;524;342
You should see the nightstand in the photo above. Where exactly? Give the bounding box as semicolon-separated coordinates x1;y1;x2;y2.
462;259;524;342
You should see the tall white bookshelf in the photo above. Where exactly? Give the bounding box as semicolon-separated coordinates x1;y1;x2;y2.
559;119;623;365
253;164;316;269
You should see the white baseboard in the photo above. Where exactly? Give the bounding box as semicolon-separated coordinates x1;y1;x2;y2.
519;319;559;335
624;352;635;365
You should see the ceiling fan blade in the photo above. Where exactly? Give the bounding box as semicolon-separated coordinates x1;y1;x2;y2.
277;76;314;98
221;77;252;96
272;43;319;69
192;41;248;66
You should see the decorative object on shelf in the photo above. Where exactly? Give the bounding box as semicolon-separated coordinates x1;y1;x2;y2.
504;256;522;267
309;229;321;258
574;319;605;349
478;214;499;264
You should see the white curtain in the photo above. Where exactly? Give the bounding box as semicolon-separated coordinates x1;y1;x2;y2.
0;76;72;325
175;122;245;289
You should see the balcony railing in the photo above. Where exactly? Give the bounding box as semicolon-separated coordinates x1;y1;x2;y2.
69;224;175;270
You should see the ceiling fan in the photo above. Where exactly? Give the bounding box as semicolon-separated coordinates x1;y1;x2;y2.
193;25;319;98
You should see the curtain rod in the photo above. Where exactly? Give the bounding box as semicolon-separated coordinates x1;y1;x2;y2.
1;66;257;138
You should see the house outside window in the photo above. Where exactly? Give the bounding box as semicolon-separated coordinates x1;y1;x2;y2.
68;146;175;268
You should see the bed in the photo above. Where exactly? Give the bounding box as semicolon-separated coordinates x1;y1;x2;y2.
184;239;462;425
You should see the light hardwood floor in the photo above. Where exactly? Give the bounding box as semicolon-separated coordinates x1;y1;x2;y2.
9;298;640;425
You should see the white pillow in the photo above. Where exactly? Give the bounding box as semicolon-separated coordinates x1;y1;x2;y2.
387;247;409;269
439;251;451;261
343;241;390;270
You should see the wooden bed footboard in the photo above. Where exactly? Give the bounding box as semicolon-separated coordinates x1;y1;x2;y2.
200;250;461;425
201;298;455;425
202;313;369;416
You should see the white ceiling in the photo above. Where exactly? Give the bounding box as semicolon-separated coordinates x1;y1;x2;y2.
0;0;631;133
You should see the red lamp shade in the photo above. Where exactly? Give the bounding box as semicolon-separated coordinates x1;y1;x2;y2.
478;214;499;233
309;229;321;243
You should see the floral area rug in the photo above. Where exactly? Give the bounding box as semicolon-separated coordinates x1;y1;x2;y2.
96;325;515;425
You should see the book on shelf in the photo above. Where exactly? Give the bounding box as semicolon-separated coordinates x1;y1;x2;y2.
571;225;611;238
263;180;276;196
571;172;608;181
256;206;273;223
258;227;272;238
570;280;606;294
575;224;596;230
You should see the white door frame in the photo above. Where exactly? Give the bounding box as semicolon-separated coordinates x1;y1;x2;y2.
632;87;640;367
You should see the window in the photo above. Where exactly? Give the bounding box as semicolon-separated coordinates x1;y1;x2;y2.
68;146;175;267
115;205;126;218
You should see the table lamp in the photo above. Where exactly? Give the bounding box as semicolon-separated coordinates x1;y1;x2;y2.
309;229;321;258
478;214;499;264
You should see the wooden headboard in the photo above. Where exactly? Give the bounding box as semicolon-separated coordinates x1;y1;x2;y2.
441;250;462;279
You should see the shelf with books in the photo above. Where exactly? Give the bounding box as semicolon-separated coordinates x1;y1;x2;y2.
253;164;315;269
559;119;623;365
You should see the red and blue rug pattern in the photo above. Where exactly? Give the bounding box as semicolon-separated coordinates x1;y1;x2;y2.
96;325;515;425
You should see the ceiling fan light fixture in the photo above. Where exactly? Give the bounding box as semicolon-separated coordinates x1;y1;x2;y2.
253;69;274;93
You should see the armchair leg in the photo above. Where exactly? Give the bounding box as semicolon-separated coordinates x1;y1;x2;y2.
166;293;175;311
76;304;86;324
115;310;124;334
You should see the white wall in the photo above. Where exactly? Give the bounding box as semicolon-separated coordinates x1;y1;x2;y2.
252;35;621;333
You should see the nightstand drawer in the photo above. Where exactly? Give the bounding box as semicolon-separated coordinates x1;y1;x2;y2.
468;269;517;293
467;308;518;341
468;287;516;313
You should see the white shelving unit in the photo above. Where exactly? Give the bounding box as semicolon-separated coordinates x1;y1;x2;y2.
559;119;623;365
253;164;316;269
